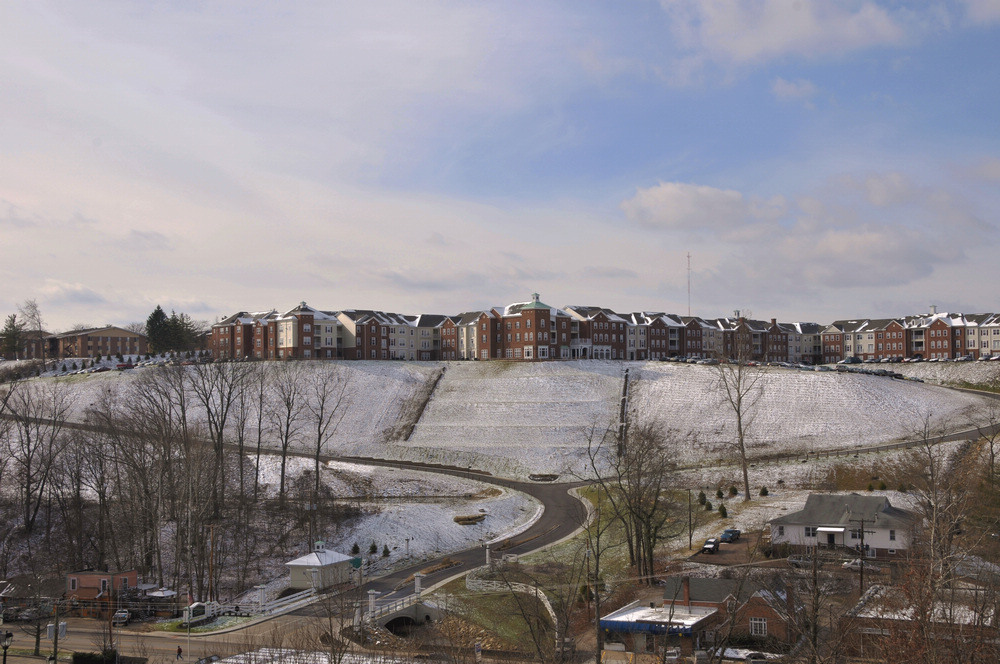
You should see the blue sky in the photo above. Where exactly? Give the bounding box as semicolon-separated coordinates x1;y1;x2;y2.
1;1;998;331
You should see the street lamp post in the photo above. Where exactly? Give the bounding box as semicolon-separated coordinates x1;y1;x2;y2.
2;631;13;664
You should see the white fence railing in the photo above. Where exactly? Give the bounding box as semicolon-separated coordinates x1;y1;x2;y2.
466;568;557;627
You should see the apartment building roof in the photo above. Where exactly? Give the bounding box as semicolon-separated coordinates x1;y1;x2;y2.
53;325;145;339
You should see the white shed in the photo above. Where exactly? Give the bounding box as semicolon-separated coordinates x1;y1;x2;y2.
286;541;355;590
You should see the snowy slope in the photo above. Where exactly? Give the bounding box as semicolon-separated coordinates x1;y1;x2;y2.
402;361;624;476
630;363;986;467
12;359;993;479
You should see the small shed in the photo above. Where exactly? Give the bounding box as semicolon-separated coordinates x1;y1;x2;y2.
286;541;354;590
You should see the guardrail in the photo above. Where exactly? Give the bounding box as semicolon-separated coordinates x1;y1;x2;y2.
257;588;317;615
367;595;419;620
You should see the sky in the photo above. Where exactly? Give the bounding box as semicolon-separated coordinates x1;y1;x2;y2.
1;1;999;332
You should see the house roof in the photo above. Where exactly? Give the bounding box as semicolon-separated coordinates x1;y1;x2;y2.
771;493;916;529
286;548;353;568
659;577;765;605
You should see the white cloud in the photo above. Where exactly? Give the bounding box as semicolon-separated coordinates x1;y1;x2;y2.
620;182;788;239
621;182;748;231
970;156;1000;181
962;0;1000;24
862;172;911;207
771;76;818;101
664;0;907;66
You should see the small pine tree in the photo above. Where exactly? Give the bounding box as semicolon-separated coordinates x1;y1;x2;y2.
716;488;724;499
698;491;707;505
878;480;887;490
116;352;124;362
898;483;908;492
705;500;713;511
867;483;874;491
61;364;66;372
351;542;360;556
72;362;78;370
718;504;728;518
729;486;738;497
368;541;378;555
95;353;102;362
760;486;769;496
382;544;390;558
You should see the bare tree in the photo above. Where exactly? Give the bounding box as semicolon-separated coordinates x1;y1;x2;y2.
586;418;687;585
189;360;249;514
715;348;765;501
305;365;353;501
268;362;307;499
975;396;1000;482
6;379;74;532
17;299;46;367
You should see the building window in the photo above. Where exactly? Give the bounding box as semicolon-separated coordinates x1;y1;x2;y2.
101;579;108;593
777;525;784;537
805;526;817;538
70;578;78;591
889;529;895;541
850;529;860;540
749;618;767;637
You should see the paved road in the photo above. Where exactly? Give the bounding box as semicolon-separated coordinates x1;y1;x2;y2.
293;457;591;613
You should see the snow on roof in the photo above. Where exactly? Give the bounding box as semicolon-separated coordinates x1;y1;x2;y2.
850;585;994;626
770;493;915;529
601;599;718;633
286;547;353;568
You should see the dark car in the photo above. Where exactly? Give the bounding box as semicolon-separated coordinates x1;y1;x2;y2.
787;555;814;569
720;529;741;543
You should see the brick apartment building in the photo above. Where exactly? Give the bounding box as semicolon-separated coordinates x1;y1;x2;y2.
822;309;1000;363
205;295;999;365
52;326;148;359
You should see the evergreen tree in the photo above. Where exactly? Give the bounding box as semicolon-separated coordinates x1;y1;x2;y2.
146;305;170;352
1;313;26;359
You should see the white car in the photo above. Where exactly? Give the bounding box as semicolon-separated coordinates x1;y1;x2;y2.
842;558;881;573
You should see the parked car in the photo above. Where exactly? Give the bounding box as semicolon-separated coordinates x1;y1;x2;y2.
702;538;720;554
112;609;130;626
842;558;881;573
837;357;862;365
720;528;741;543
787;555;814;569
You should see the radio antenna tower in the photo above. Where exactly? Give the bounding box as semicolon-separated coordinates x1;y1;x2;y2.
687;252;692;316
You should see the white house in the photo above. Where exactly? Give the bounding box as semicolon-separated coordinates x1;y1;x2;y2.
770;494;916;560
286;541;355;590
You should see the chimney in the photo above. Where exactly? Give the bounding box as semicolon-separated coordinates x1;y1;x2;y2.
929;304;937;315
682;577;691;606
771;318;777;326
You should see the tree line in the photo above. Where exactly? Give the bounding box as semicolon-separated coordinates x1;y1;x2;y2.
0;360;355;604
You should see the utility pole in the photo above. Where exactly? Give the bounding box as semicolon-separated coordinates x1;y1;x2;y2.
688;489;693;550
848;514;876;592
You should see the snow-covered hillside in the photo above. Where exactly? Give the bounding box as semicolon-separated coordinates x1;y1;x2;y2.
5;359;994;479
401;361;624;477
630;363;987;467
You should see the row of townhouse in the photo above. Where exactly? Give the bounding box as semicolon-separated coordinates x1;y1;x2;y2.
821;309;1000;363
210;294;827;364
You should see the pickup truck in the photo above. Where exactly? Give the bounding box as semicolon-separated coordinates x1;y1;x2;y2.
720;529;741;543
702;538;720;554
